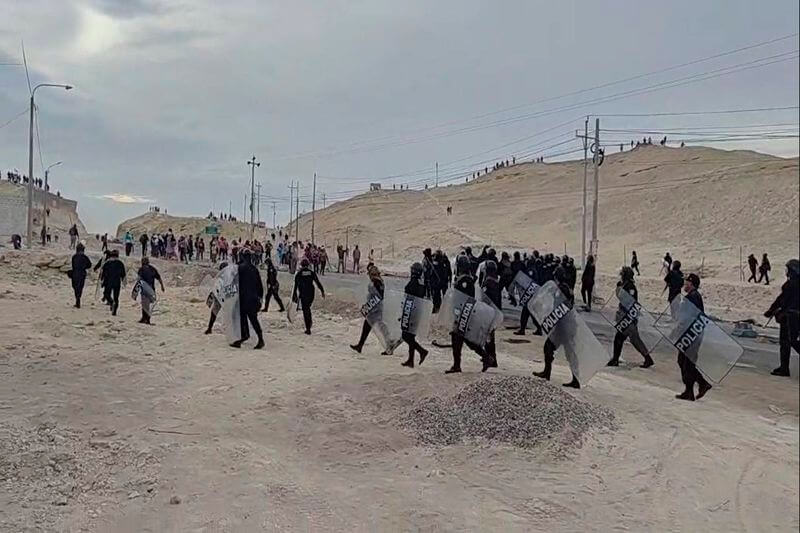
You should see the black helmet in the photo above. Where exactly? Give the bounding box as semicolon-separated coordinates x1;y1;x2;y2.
75;243;85;253
787;259;800;278
487;248;496;257
434;249;443;257
456;254;471;276
423;248;432;257
410;262;423;278
301;258;309;268
485;260;498;278
464;246;472;255
620;266;635;281
672;260;681;270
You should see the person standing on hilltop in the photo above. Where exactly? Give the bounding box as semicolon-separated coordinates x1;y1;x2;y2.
758;253;771;285
747;253;758;283
69;243;92;308
764;259;800;377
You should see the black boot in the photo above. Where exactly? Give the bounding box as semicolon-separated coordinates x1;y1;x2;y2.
640;355;654;368
74;298;80;309
771;367;790;377
563;376;581;389
230;340;243;348
418;348;429;365
254;338;265;350
350;344;362;354
606;357;620;367
533;359;552;380
675;389;695;401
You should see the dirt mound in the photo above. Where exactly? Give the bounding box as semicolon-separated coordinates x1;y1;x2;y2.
400;375;615;452
116;211;262;243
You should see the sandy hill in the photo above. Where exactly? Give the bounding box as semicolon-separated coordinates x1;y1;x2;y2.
287;145;799;281
0;181;88;245
116;212;264;242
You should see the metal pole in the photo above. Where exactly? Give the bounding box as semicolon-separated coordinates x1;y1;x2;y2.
288;181;294;235
435;162;438;188
272;201;277;229
256;182;261;226
26;94;35;248
247;156;259;238
295;182;299;244
591;118;600;258
581;117;588;268
311;172;317;244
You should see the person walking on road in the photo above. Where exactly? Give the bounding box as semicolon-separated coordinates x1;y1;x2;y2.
69;243;92;308
292;258;325;335
758;253;771;285
764;259;800;377
352;245;361;274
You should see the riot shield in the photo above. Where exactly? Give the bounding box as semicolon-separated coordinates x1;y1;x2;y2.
654;295;744;383
530;281;609;385
381;290;433;338
132;278;158;315
198;274;221;315
360;285;402;352
598;285;664;357
438;289;504;348
214;264;242;343
510;270;541;316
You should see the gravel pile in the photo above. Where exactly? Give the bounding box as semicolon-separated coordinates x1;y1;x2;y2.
400;375;616;450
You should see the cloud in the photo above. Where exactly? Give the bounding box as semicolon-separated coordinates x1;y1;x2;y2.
94;193;155;204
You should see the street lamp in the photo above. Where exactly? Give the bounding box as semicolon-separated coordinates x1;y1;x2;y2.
40;161;62;246
27;83;72;248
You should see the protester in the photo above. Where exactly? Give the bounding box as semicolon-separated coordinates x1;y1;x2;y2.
100;250;126;316
123;231;134;256
136;257;164;324
581;254;596;311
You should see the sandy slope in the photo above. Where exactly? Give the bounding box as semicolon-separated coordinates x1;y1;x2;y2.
286;145;798;282
0;250;797;531
116;212;263;243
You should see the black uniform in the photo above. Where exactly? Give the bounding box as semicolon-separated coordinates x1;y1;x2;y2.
446;274;489;373
424;255;442;313
516;264;542;335
481;275;502;368
766;276;800;375
609;280;653;367
238;261;265;344
665;267;684;303
70;252;92;307
262;260;285;312
100;258;126;315
677;289;712;398
581;261;595;308
352;277;385;352
293;267;325;334
747;255;758;283
400;276;429;367
433;253;449;299
535;280;580;387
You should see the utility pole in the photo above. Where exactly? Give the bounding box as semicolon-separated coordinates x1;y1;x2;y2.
435;162;438;188
295;182;300;243
311;172;317;244
271;201;277;229
247;156;259;237
591;118;601;259
576;117;590;269
229;200;232;219
256;182;261;226
288;181;294;234
321;193;326;209
243;194;247;222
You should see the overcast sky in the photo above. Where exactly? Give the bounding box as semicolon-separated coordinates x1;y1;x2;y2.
0;0;797;232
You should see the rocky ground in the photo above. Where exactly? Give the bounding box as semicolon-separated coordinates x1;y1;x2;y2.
0;249;797;531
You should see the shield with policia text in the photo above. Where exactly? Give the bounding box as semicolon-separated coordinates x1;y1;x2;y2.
214;264;242;343
383;290;433;338
654;294;743;383
510;270;541;315
598;285;664;357
530;281;609;385
198;274;221;315
438;288;504;348
360;285;403;352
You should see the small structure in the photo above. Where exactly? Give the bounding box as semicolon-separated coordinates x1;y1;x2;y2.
369;183;381;192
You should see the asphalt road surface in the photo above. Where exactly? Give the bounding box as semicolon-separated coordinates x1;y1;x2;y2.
277;269;797;378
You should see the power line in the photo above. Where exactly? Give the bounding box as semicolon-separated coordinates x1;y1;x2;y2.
0;108;28;130
261;32;799;162
596;105;799;118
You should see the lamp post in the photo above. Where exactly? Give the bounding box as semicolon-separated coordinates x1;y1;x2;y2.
40;161;62;246
27;83;72;248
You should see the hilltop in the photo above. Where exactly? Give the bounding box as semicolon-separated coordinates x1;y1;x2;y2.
0;181;88;245
287;145;799;280
116;212;263;242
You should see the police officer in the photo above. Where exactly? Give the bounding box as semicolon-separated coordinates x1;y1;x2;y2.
675;273;712;401
664;260;684;306
292;258;325;335
204;261;228;334
100;250;126;316
533;266;580;388
481;260;502;372
261;256;285;313
232;249;265;349
351;265;389;354
764;259;800;377
607;266;654;368
445;255;492;374
423;248;442;313
69;243;92;308
513;259;543;336
401;262;430;368
433;249;450;299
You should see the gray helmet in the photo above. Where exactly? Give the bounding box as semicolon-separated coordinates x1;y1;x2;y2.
410;262;423;278
553;266;567;283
